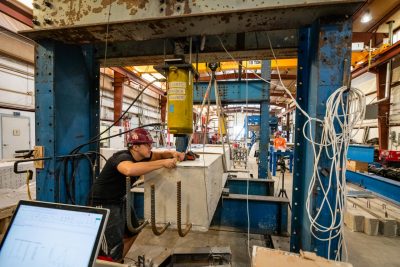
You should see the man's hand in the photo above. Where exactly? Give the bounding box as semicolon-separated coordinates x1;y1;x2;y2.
163;158;177;169
173;151;185;162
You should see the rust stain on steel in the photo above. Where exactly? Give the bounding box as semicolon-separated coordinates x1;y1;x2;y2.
148;23;164;35
183;0;192;14
221;14;230;24
92;7;103;13
165;0;177;16
117;0;148;9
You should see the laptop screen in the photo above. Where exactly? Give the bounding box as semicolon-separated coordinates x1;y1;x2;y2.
0;200;109;267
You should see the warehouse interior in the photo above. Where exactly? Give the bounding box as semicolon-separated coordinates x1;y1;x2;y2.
0;0;399;266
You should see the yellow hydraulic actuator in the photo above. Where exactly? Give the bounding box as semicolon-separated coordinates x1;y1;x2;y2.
218;115;227;136
167;66;193;134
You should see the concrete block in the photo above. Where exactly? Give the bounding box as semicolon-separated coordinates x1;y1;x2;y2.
344;206;364;232
348;198;395;236
144;153;225;231
190;144;232;172
363;213;379;236
379;220;398;237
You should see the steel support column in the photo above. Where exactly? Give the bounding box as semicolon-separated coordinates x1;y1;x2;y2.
290;18;352;259
286;112;290;141
35;41;100;204
377;65;390;150
113;71;125;126
258;61;271;179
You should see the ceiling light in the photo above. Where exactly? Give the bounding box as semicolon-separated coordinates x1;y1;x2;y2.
361;11;372;23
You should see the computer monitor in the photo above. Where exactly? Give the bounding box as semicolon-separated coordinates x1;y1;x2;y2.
0;200;109;267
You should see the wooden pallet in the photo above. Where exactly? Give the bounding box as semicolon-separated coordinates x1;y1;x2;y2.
0;205;17;243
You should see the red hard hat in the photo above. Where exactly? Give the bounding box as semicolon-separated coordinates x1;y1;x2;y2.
127;128;153;146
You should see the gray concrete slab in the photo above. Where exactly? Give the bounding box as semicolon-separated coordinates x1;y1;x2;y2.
124;227;268;266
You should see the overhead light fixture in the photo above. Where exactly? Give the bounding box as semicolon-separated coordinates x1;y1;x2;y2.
361;10;372;23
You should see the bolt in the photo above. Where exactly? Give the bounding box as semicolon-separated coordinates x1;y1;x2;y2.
44;18;53;24
32;18;40;26
44;1;53;8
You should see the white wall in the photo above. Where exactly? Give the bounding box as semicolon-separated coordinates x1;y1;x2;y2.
0;42;35;160
0;56;34;109
0;108;35;159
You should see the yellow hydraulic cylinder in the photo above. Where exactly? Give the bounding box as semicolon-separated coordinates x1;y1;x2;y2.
167;66;193;134
218;115;227;135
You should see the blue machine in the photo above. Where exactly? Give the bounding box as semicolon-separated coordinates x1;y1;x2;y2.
24;0;363;260
347;144;375;163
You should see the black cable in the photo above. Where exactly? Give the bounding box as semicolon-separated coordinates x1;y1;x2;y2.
61;152;95;204
69;152;95;204
71;78;165;155
71;123;163;154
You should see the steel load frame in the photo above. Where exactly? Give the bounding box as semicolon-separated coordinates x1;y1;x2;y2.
21;0;363;260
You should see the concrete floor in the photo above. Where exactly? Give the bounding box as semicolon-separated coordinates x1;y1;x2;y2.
124;227;268;266
248;158;400;267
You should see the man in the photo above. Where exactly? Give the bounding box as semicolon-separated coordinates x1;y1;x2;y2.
273;131;287;151
91;128;185;262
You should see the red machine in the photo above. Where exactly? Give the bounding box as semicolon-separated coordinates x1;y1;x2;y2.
379;150;400;167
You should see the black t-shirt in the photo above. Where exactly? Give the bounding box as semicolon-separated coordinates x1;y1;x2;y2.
91;150;152;204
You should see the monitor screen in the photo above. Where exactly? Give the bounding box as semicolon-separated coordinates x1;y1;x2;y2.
0;201;108;267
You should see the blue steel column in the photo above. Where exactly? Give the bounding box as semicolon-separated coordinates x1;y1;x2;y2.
258;60;270;179
290;18;352;259
35;41;100;204
36;41;58;202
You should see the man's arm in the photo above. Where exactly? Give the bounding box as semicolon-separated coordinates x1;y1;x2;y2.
117;158;177;177
151;150;185;161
